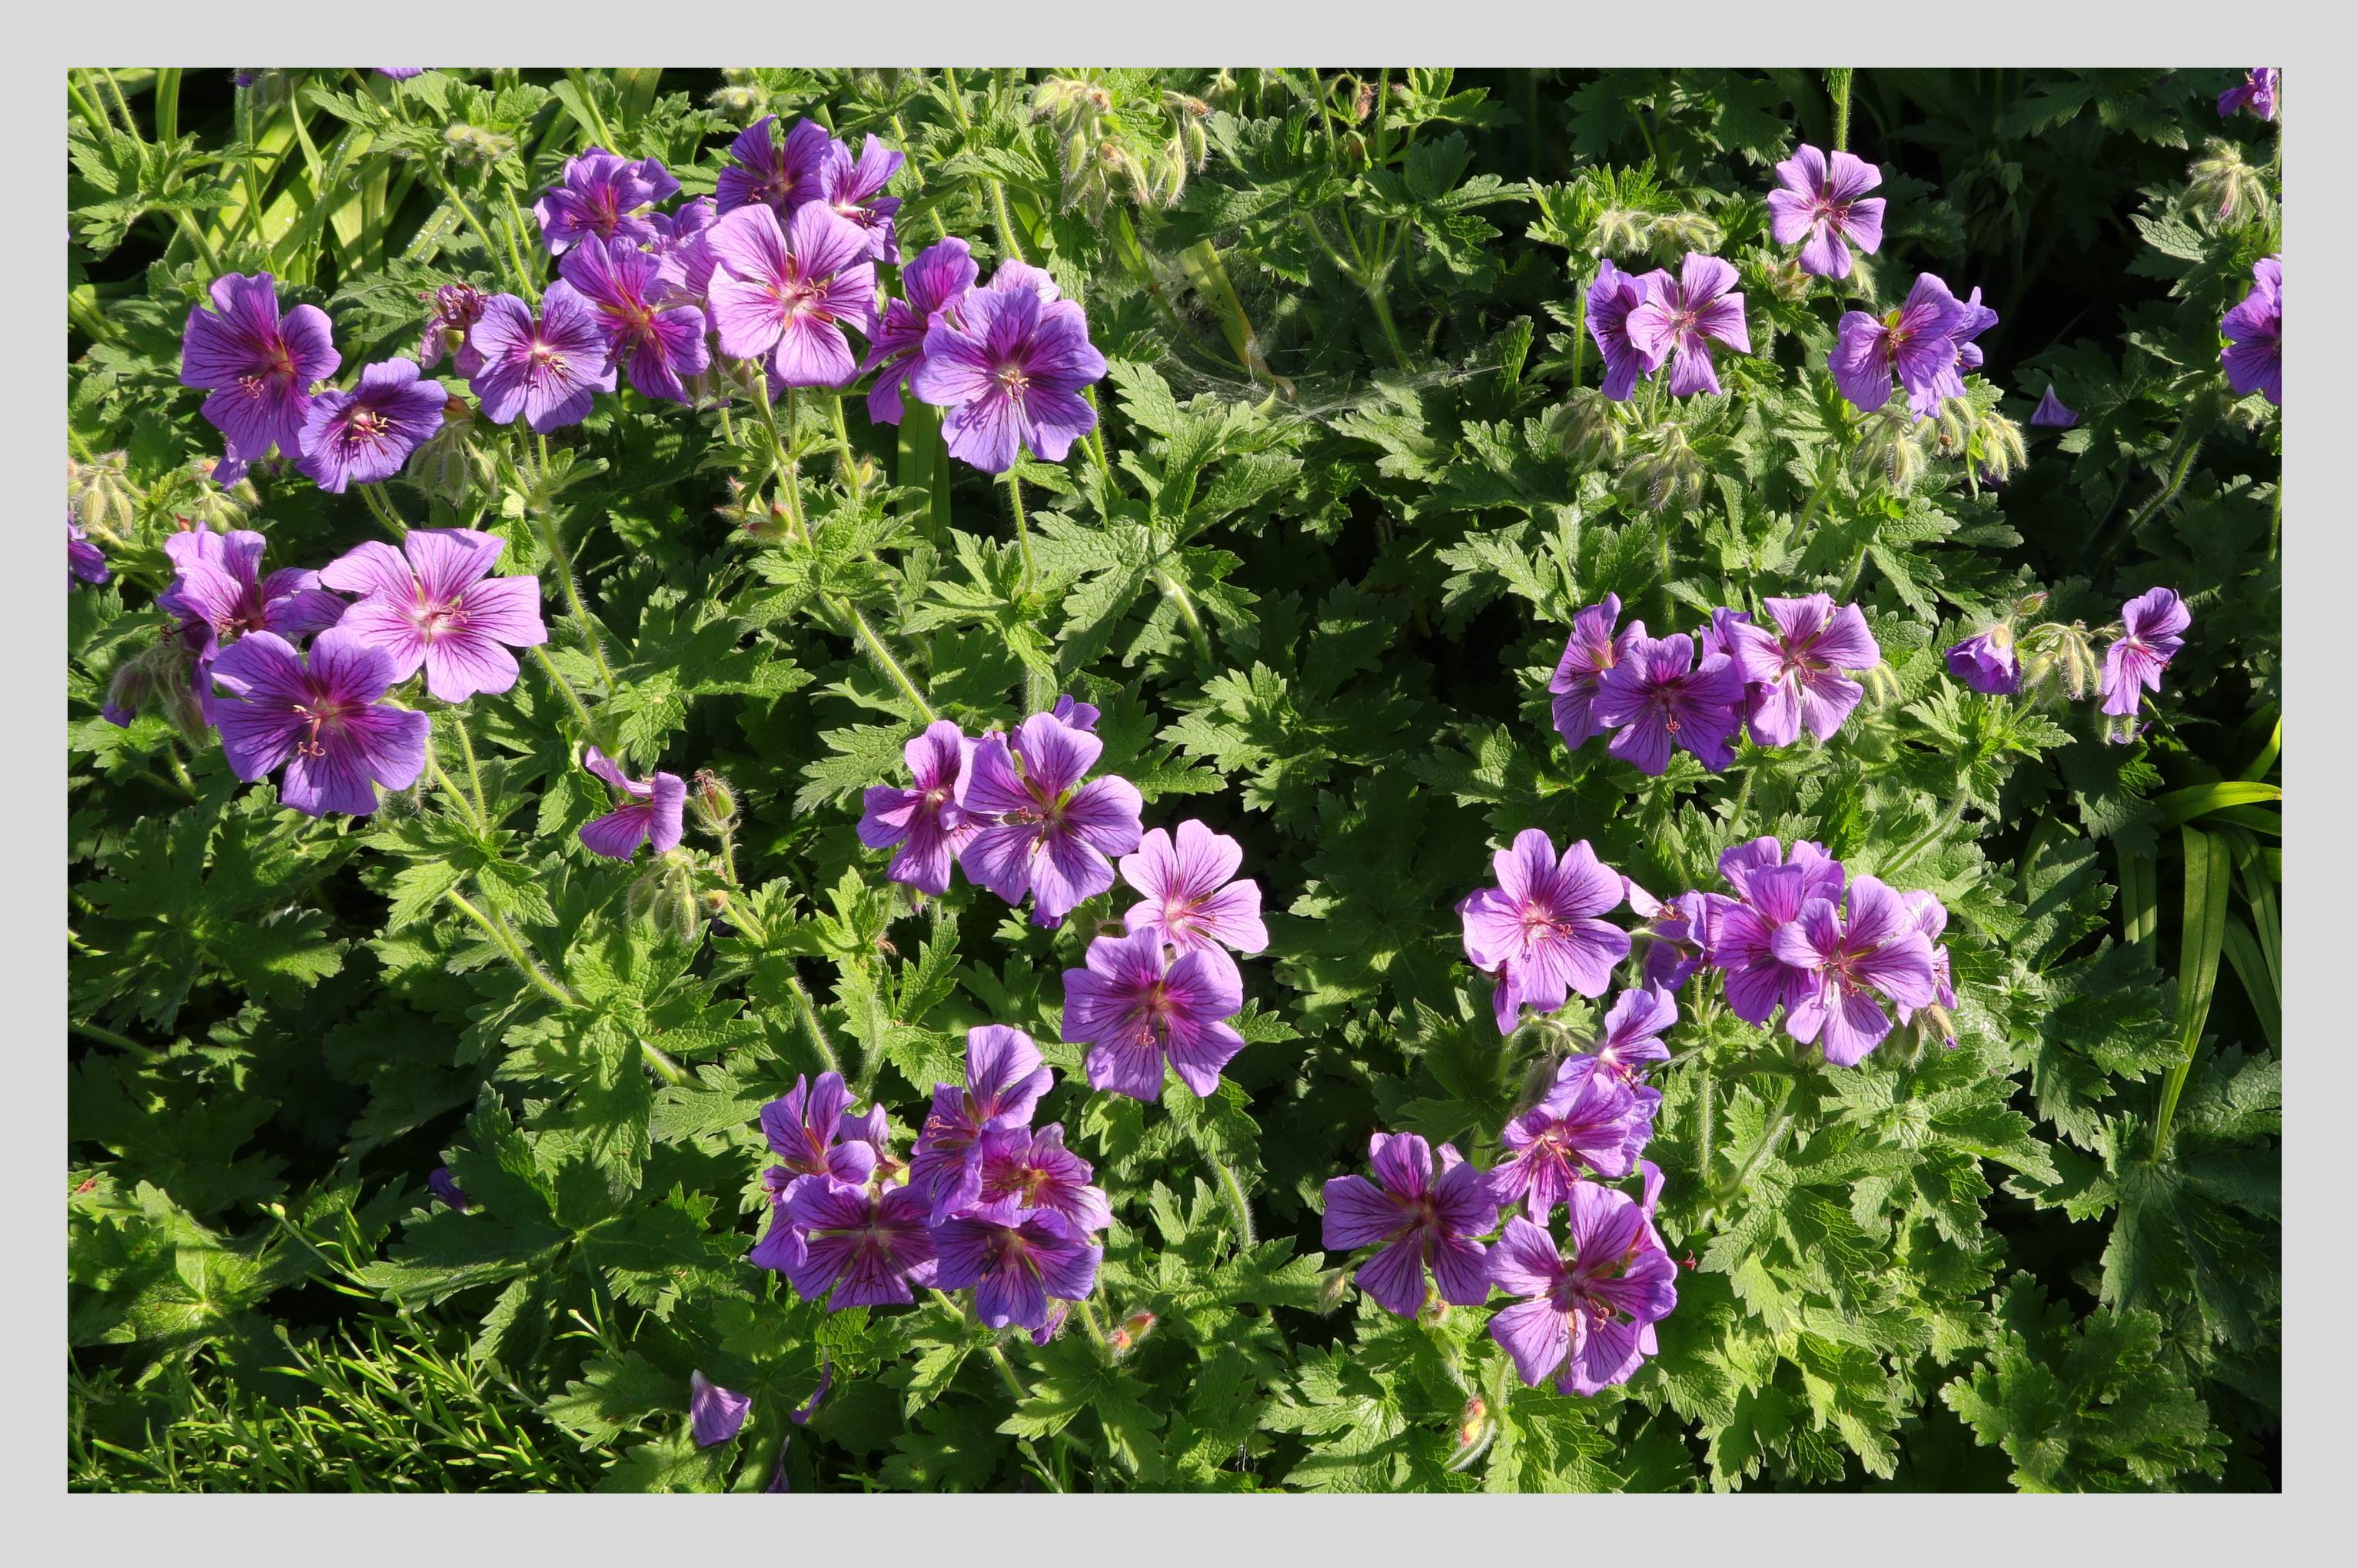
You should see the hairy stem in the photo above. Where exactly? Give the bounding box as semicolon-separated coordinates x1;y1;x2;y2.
1003;472;1036;595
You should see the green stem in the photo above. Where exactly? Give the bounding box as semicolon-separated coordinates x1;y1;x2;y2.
444;889;579;1009
942;67;1027;265
531;509;620;689
828;394;860;491
1003;472;1036;595
358;483;409;541
1154;570;1215;670
431;758;486;837
783;969;843;1078
1214;1161;1257;1251
1883;792;1969;878
1827;68;1854;154
71;1019;161;1060
499;190;543;304
527;643;613;751
1077;1298;1113;1361
427;162;520;291
1714;1081;1796;1204
450;716;491;825
639;1040;689;1088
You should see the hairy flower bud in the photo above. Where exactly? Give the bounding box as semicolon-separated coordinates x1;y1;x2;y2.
1616;424;1707;513
1762;253;1810;304
1970;409;2029;487
442;122;514;168
68;451;142;540
1591;206;1650;259
707;85;763;118
627;853;703;945
175;457;261;531
1647;209;1724;258
1857;660;1904;711
1545;387;1628;470
2019;622;2098;706
2186;138;2271;227
1848;406;1930;493
405;397;478;508
689;769;739;834
1147;134;1191;208
1109;1309;1157;1358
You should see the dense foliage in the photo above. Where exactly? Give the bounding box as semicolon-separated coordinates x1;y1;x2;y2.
66;65;2281;1493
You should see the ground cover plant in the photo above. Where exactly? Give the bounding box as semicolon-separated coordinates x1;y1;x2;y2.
65;65;2282;1493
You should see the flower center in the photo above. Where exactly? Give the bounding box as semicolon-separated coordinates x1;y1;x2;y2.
995;363;1031;397
344;408;388;443
530;341;568;374
291;699;344;758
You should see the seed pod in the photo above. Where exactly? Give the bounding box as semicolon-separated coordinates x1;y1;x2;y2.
690;769;739;834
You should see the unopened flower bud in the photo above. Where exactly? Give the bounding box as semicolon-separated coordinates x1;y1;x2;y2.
2012;590;2049;620
406;400;478;508
2186;138;2270;227
1591;207;1648;259
1029;1302;1070;1346
1857;661;1903;710
1648;209;1724;257
689;768;739;833
627;853;703;945
178;457;260;530
1318;1268;1352;1314
1444;1395;1498;1471
1545;387;1627;470
1616;424;1707;513
1970;409;2028;487
708;85;763;119
1849;406;1930;493
68;451;142;540
100;653;155;729
442;123;514;168
1148;134;1191;208
1107;1310;1156;1358
1763;253;1810;304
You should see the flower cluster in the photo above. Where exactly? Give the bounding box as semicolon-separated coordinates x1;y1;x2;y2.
1322;983;1680;1397
1548;592;1882;776
1584;251;1751;401
751;1035;1105;1335
1944;586;2192;745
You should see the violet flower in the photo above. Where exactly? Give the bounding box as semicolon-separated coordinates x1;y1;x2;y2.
158;524;345;668
179;271;341;483
1118;819;1268;955
1624;253;1750;397
1458;830;1632;1035
2099;587;2192;721
467;283;617;434
911;276;1107;473
716;115;835;218
426;1168;470;1211
320;527;548;703
1830;273;1970;415
782;1178;938;1309
419;283;488;378
1624;879;1714;991
294;357;447;493
1049;694;1100;732
707;201;877;388
208;628;429;818
1491;1065;1649;1211
1945;630;2021;696
1321;1131;1498;1317
932;1209;1102;1332
559;234;711;404
1589;984;1677;1080
1591;628;1747;775
2221;256;2282;407
2219;68;2279;121
1549;594;1629;750
954;713;1143;925
908;1025;1053;1224
68;521;108;586
1585;261;1663;401
858;719;976;896
1897;888;1960;1048
2030;385;2078;429
534;147;680;255
1720;593;1880;748
760;1072;880;1185
1062;929;1245;1102
577;746;685;860
859;235;977;424
689;1371;751;1447
1704;839;1847;1028
972;1123;1113;1234
818;134;905;262
1765;145;1886;281
1774;874;1939;1066
1486;1185;1677;1397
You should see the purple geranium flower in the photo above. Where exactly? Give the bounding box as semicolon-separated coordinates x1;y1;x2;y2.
1704;839;1847;1028
2221;256;2282;407
761;1071;881;1186
1118;819;1268;955
1765;145;1886;281
782;1178;938;1310
1491;1064;1649;1214
1897;889;1960;1047
859;235;978;424
1775;875;1939;1066
1585;261;1664;401
1721;593;1880;749
688;1371;751;1447
908;1025;1053;1224
208;627;429;818
1945;630;2022;696
1549;594;1631;749
319;527;547;704
954;713;1143;925
972;1123;1113;1234
707;201;877;388
2030;385;2078;428
858;719;976;896
1624;879;1714;991
2099;587;2192;721
818;134;905;262
1321;1131;1499;1317
158;524;346;669
1830;272;1970;415
426;1167;469;1211
1458;830;1631;1035
932;1208;1102;1332
577;746;686;860
294;357;447;493
911;277;1107;474
1589;984;1677;1079
374;68;425;81
419;283;488;378
1049;693;1100;732
467;283;617;434
559;234;711;404
1949;287;2000;382
68;520;108;586
716;115;835;218
179;271;341;483
1487;1184;1677;1397
534;147;680;255
1624;253;1749;397
1064;929;1245;1102
1591;628;1747;775
2219;68;2279;121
